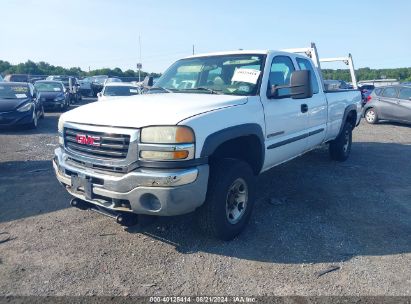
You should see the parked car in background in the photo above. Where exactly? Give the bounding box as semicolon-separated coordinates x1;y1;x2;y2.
104;77;122;85
29;76;48;84
34;80;70;111
90;75;108;96
46;76;81;103
97;82;141;101
0;82;44;129
323;79;351;91
4;74;29;83
359;84;375;106
363;85;411;124
78;77;93;97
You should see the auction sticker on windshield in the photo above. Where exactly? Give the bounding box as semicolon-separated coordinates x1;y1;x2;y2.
231;68;261;84
15;94;27;98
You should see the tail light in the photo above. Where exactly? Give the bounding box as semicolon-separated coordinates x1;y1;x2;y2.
366;95;372;102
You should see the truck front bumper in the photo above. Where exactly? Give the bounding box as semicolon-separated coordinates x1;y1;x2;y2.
53;148;209;216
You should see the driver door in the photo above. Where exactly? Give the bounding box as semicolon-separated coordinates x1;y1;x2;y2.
260;55;309;171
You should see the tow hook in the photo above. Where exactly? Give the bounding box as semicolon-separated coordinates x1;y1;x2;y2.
70;198;91;210
116;214;139;227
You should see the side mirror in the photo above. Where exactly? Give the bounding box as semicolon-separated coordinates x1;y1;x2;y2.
143;76;154;87
267;70;313;99
290;70;313;99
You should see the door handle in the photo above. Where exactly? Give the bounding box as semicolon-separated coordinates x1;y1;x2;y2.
301;104;308;113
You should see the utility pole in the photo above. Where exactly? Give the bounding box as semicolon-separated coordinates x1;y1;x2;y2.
137;35;142;82
192;44;195;55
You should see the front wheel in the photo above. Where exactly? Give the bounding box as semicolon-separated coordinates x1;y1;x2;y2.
28;109;38;129
197;159;255;241
40;105;45;119
329;122;352;161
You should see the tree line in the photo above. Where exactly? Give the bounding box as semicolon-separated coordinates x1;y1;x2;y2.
322;67;411;82
1;59;410;82
0;60;161;79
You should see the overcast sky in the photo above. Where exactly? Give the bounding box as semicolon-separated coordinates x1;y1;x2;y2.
2;0;410;73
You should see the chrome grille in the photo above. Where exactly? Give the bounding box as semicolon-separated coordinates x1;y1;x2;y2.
64;128;130;160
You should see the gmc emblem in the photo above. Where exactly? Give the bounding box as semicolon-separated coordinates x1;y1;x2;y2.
76;134;101;146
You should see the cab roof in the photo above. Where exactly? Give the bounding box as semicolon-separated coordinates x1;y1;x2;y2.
184;50;271;59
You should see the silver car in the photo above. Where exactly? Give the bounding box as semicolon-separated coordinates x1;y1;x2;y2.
363;85;411;124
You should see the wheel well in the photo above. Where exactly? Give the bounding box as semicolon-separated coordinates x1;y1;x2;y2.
209;135;263;175
346;110;357;128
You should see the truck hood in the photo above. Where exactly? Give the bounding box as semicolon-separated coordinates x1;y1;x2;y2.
61;93;248;128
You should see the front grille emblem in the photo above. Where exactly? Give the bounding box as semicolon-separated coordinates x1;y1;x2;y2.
75;134;101;147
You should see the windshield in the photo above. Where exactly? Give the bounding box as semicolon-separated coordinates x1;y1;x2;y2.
0;84;29;99
35;82;64;92
154;54;266;96
103;86;139;97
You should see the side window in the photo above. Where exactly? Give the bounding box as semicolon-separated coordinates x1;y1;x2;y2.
268;56;295;97
398;87;411;100
296;57;319;94
382;87;398;98
374;88;382;96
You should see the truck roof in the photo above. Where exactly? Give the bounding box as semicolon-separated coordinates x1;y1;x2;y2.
184;50;271;59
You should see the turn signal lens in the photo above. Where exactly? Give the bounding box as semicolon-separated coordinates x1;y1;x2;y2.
140;150;189;160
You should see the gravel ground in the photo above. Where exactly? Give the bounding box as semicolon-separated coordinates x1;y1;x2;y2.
0;99;410;296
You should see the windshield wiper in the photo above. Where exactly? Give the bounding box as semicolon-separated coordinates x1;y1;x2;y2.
180;87;223;94
148;86;174;93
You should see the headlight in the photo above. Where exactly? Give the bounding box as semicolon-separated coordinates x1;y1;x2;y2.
140;126;194;144
58;118;64;147
58;117;64;133
17;103;32;112
139;126;195;161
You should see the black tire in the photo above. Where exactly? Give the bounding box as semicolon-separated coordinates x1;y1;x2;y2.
61;99;69;112
27;109;38;129
365;108;378;124
329;122;352;162
40;105;45;119
197;158;255;241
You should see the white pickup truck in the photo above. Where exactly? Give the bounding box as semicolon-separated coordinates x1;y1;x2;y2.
53;43;362;240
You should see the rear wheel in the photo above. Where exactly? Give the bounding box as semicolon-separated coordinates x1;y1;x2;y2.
365;108;378;124
329;122;352;161
197;159;255;241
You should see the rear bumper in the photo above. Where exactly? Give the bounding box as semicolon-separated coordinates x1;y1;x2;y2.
53;147;209;216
